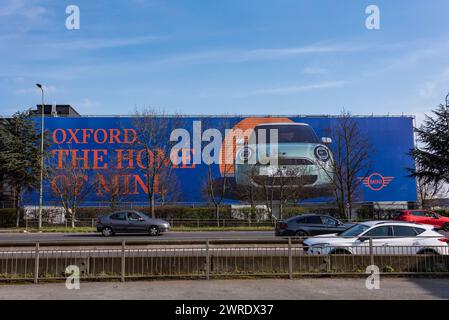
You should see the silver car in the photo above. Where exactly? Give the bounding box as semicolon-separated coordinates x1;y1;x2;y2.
96;210;170;237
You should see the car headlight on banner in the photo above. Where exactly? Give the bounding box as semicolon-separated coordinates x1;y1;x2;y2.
238;146;254;163
314;146;330;162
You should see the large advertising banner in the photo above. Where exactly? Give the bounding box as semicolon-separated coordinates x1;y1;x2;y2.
23;116;417;205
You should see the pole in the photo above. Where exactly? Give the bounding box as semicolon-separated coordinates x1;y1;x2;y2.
34;242;40;284
205;239;210;280
37;86;45;230
288;237;293;280
346;202;351;222
369;237;374;267
121;240;126;282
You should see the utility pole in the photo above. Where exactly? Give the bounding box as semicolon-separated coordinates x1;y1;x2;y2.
36;84;45;230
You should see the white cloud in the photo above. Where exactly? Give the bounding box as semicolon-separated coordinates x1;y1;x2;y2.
46;35;166;51
0;34;167;63
14;84;56;95
419;68;449;98
154;42;374;67
374;39;449;76
73;98;100;114
12;76;25;83
419;82;438;98
240;44;362;60
303;67;328;75
239;81;348;97
0;0;47;19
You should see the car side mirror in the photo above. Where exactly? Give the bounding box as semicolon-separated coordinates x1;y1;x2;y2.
358;236;369;242
138;217;144;221
321;137;332;144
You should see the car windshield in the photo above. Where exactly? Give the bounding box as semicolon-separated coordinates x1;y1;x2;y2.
255;125;319;144
136;211;148;219
339;224;370;237
284;214;316;223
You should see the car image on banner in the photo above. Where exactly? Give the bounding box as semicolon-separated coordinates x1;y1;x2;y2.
234;122;334;195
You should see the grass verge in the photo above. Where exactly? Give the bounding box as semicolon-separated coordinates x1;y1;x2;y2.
172;226;273;232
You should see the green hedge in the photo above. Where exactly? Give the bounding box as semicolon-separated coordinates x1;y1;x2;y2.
282;206;344;219
75;206;233;220
0;208;17;227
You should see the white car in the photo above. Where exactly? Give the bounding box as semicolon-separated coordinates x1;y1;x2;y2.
303;221;449;255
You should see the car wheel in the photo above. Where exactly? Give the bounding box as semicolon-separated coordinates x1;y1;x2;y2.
102;227;114;237
418;249;439;255
443;223;449;232
329;249;352;255
295;230;309;238
148;226;160;236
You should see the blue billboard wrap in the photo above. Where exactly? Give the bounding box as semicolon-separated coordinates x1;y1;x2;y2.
23;116;417;205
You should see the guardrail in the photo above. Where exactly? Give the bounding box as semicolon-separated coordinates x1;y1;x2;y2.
0;238;448;283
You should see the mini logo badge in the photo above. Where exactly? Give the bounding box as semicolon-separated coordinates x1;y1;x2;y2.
360;173;394;191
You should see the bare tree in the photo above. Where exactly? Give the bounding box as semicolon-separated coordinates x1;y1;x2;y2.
204;162;232;227
95;157;132;209
319;111;373;220
257;166;312;220
201;118;234;226
234;162;313;220
234;165;261;224
416;175;447;209
158;167;181;205
47;147;99;228
132;108;180;218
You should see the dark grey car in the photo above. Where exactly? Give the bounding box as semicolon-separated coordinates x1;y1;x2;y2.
96;210;170;237
275;214;354;237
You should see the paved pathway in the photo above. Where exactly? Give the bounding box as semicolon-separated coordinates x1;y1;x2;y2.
1;278;448;300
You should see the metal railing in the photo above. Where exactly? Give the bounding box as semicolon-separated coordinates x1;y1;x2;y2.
0;238;448;283
0;202;14;209
26;114;416;119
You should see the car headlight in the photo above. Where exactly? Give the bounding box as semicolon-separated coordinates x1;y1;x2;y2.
314;146;330;162
238;146;254;163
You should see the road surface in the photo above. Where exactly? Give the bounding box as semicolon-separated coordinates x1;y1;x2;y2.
0;230;446;245
0;231;275;243
0;278;448;300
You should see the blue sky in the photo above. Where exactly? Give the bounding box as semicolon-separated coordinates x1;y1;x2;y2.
1;0;449;121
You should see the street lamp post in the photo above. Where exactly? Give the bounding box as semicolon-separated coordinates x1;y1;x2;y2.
36;84;45;230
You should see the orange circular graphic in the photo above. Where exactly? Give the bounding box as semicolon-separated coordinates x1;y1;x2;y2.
219;117;294;176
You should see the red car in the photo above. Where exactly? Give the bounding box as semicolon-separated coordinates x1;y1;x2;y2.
394;210;449;231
